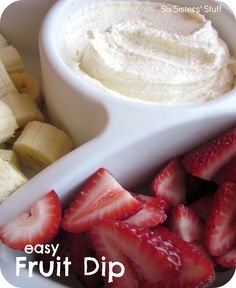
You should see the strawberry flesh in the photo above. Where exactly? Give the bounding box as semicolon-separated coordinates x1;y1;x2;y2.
151;158;186;206
215;246;236;268
182;126;236;180
124;194;168;228
167;204;203;243
0;190;61;250
204;182;236;256
213;157;236;184
190;195;213;220
154;226;215;288
90;220;182;287
62;168;142;233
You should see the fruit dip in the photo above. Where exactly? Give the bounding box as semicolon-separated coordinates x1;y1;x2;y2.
61;0;236;106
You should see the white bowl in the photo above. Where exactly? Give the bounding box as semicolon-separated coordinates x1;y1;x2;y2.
0;0;236;287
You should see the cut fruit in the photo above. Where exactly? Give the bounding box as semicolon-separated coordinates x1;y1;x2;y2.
151;158;186;206
154;226;215;288
2;92;44;127
124;194;167;228
90;220;182;287
0;157;27;203
13;121;73;171
0;190;61;249
213;157;236;184
62;168;142;233
0;100;18;144
0;45;24;73
182;126;236;180
0;60;18;98
0;149;20;169
167;204;203;243
190;195;213;220
215;246;236;268
204;182;236;256
10;72;40;103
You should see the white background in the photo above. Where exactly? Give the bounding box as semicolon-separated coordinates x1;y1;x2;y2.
0;0;235;287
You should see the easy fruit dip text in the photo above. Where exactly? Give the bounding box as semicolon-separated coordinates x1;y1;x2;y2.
61;1;236;105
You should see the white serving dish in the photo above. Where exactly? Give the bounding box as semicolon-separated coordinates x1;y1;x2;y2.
0;0;236;287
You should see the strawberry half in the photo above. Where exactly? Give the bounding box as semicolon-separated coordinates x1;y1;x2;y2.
90;220;182;288
151;158;186;206
204;182;236;256
62;168;142;233
167;204;203;243
124;195;168;228
190;195;213;220
215;246;236;268
0;190;61;250
213;157;236;184
182;126;236;180
154;226;215;288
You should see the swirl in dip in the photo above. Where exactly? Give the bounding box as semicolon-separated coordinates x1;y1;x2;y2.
61;1;236;105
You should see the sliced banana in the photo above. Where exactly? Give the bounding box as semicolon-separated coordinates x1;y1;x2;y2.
13;121;74;172
0;60;18;98
0;45;24;73
0;149;20;169
0;34;7;48
2;92;44;128
10;72;40;103
0;100;18;144
0;157;27;204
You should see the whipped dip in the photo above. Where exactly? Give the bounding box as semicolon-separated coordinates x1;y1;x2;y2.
61;1;236;105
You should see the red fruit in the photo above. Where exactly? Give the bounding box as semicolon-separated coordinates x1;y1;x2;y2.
124;195;168;228
90;220;182;288
213;157;236;184
62;168;142;233
151;158;186;206
167;204;203;243
0;190;61;250
154;226;215;288
204;182;236;256
190;195;213;220
215;246;236;268
59;232;104;287
182;126;236;180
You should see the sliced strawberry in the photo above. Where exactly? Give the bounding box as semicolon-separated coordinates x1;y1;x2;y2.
154;226;215;288
190;195;213;220
0;190;61;250
167;204;203;243
182;126;236;180
90;220;182;287
215;246;236;268
62;168;142;233
37;230;104;287
204;182;236;256
151;158;186;206
58;232;103;287
124;195;168;228
213;157;236;184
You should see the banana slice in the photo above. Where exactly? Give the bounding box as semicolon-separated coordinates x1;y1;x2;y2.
0;34;7;48
0;45;24;73
0;149;20;169
0;60;18;98
0;100;18;144
9;72;41;103
13;121;74;171
2;92;45;128
0;157;27;204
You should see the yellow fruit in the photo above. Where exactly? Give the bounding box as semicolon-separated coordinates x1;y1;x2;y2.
13;121;74;171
